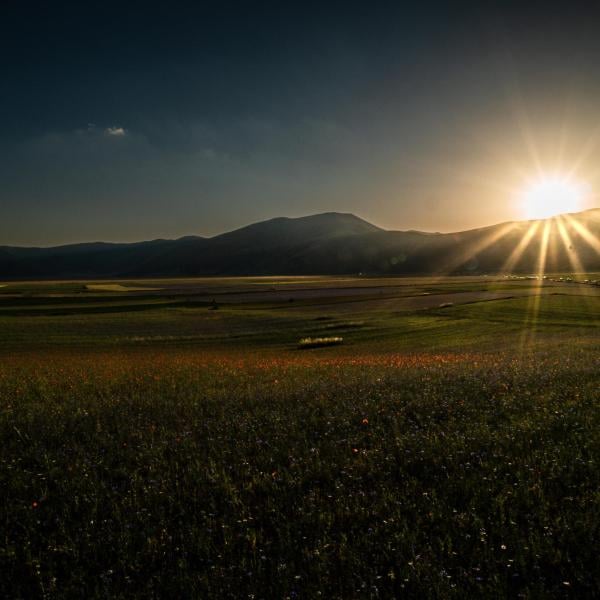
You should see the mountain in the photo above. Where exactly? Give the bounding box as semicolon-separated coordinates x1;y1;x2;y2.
2;210;600;279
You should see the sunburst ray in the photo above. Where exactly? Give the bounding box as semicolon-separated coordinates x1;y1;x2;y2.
556;215;600;327
519;219;552;352
434;222;517;276
500;221;540;273
556;216;585;274
562;213;600;255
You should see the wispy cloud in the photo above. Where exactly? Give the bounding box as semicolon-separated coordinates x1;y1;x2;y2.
105;126;126;137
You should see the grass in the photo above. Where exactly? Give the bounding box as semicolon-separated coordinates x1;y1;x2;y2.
85;284;163;292
298;336;344;349
1;275;599;597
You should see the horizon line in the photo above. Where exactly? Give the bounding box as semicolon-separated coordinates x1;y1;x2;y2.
3;207;600;250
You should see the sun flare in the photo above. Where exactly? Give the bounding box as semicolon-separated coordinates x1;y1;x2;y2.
519;176;588;220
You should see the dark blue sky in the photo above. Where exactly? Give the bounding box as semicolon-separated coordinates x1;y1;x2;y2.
3;1;600;245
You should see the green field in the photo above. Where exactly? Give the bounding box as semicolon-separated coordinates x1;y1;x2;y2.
1;276;599;597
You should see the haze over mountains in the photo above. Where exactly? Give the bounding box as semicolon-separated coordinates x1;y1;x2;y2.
2;210;600;279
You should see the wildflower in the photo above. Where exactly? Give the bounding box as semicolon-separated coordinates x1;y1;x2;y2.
362;418;369;425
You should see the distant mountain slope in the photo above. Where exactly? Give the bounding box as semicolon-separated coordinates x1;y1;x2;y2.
128;213;382;276
0;239;195;278
2;210;600;278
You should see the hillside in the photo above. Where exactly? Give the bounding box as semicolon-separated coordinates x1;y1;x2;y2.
2;210;600;278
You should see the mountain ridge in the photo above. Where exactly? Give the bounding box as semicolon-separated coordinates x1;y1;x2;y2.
2;209;600;278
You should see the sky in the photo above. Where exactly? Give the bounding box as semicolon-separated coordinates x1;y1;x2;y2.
3;0;600;246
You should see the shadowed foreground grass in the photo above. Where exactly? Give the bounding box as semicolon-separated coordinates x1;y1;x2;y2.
1;347;599;598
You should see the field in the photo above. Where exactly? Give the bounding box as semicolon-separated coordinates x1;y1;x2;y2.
1;275;600;598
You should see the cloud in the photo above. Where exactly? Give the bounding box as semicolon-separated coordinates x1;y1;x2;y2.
105;126;126;137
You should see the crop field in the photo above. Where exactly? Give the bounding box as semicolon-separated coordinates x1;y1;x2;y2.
1;275;600;598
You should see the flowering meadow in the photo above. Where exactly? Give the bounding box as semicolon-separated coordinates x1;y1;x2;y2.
1;279;599;597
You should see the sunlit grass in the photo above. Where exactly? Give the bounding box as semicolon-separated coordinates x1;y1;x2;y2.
298;336;344;348
86;284;163;292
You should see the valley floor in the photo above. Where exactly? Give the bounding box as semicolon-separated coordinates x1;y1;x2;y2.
1;275;599;597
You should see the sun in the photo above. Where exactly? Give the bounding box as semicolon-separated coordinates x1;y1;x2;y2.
519;176;588;220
